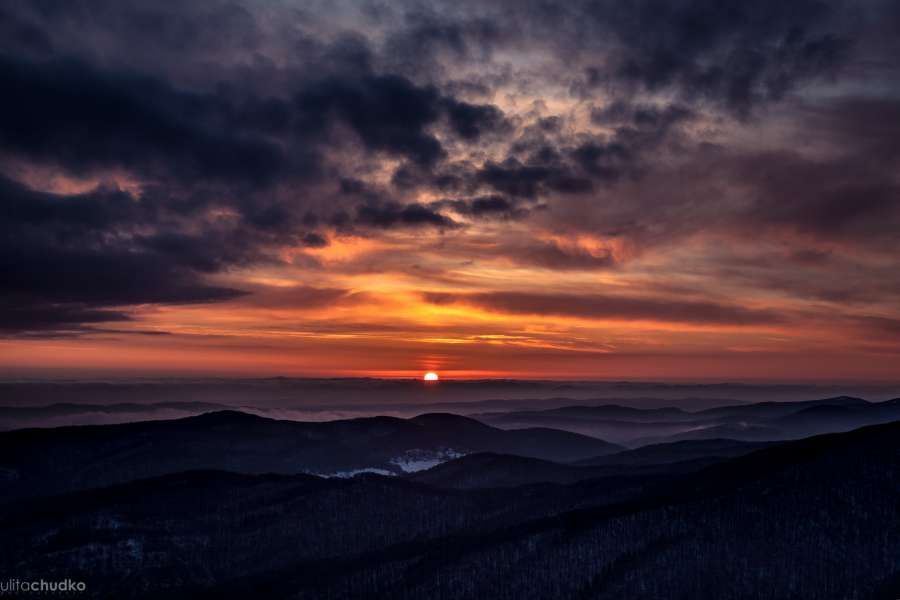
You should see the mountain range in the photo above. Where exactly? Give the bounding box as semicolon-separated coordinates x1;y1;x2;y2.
475;395;900;445
1;416;897;598
0;411;621;502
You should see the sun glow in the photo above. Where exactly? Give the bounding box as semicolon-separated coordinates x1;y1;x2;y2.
423;372;439;381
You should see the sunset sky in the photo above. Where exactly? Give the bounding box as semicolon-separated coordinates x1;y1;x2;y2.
1;0;899;380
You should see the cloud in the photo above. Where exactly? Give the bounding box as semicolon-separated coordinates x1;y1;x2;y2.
848;315;900;341
572;0;851;115
477;159;593;199
720;97;900;245
381;10;502;76
294;74;446;167
423;291;784;326
354;201;459;229
294;74;508;167
301;232;329;248
508;240;617;270
0;175;247;335
443;98;511;140
432;195;529;220
235;286;363;310
0;300;131;336
0;54;293;186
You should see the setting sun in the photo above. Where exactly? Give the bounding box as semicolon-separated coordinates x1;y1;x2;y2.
423;372;439;381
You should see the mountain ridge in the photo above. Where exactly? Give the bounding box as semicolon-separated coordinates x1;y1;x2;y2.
2;419;897;599
0;409;621;501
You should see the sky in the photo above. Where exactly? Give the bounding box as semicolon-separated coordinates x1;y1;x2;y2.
1;0;899;381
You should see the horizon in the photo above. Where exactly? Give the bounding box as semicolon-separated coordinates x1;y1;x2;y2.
5;373;900;386
4;376;900;413
3;375;899;438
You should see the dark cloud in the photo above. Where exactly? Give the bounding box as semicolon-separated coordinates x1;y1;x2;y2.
467;195;515;214
0;4;521;337
589;101;694;147
508;240;617;270
432;195;528;220
354;202;459;229
596;107;693;176
0;176;247;335
381;10;502;77
295;74;508;166
570;141;632;181
301;232;329;248
0;54;293;185
0;299;131;336
235;286;362;310
333;176;462;229
474;101;692;198
294;74;446;167
0;49;504;188
423;291;784;326
0;4;54;56
443;99;510;140
477;159;594;199
574;0;851;116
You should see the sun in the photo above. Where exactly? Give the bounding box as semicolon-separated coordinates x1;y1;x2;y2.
423;372;439;381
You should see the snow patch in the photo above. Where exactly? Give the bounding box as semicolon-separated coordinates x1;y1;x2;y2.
390;448;466;473
322;467;395;478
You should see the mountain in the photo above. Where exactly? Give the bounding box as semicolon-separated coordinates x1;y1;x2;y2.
474;404;705;443
1;420;897;598
695;395;871;419
771;401;900;437
631;423;785;446
0;401;231;417
412;438;780;490
477;404;694;423
408;452;722;489
476;396;900;446
0;410;621;501
633;397;900;445
0;401;234;430
574;438;777;466
0;468;663;599
409;452;606;488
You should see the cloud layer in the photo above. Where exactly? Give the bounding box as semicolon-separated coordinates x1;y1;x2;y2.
0;0;898;379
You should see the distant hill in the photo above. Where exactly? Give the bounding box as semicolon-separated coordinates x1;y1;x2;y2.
477;396;900;446
478;404;694;422
574;438;777;466
695;395;871;419
409;452;722;489
411;438;780;490
0;410;620;501
410;452;604;488
0;401;234;430
1;420;897;598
